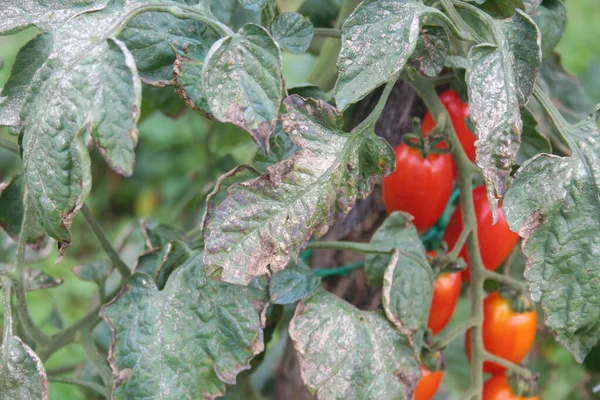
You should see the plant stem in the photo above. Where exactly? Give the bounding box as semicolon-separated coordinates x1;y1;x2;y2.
352;78;397;133
48;376;107;398
483;351;532;378
0;136;19;153
532;84;572;144
439;0;484;43
431;317;476;350
46;363;85;376
313;261;365;277
483;270;528;292
82;204;131;280
1;277;13;361
447;226;471;260
313;28;342;39
305;241;392;255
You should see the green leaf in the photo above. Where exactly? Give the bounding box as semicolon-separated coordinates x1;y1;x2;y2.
289;289;421;399
504;114;600;362
0;33;52;128
477;0;525;19
530;0;566;57
141;85;186;118
365;212;424;286
0;0;108;35
101;252;267;399
271;13;314;54
297;0;343;28
0;335;48;399
210;0;259;31
287;83;330;102
173;44;213;116
204;95;395;284
72;259;112;285
334;0;449;111
252;122;299;173
269;259;320;305
135;240;193;289
0;175;45;249
238;0;265;12
203;24;283;152
383;247;433;338
523;0;543;13
516;108;551;165
466;9;541;217
410;25;449;78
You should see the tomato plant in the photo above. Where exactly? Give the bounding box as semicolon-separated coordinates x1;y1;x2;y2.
443;185;519;280
0;0;598;399
465;292;537;374
382;143;455;232
482;375;539;400
421;89;476;162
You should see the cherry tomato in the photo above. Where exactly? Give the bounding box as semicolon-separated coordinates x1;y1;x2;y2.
482;374;539;400
427;251;462;335
414;365;444;400
465;292;537;374
421;89;476;162
382;143;455;232
442;186;519;281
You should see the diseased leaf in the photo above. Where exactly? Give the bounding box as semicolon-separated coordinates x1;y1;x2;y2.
530;0;566;57
269;259;320;305
383;248;433;340
238;0;266;12
466;9;541;217
504;113;600;362
210;0;259;31
365;212;424;286
0;33;52;128
0;0;108;35
253;122;299;173
410;25;449;78
101;252;267;399
0;266;63;292
173;44;213;116
517;108;551;165
203;24;283;152
289;289;421;399
523;0;543;13
0;335;48;399
136;240;193;289
334;0;450;111
204;95;395;285
0;175;45;249
72;259;112;284
271;13;314;54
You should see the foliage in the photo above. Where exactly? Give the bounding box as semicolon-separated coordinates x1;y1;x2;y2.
0;0;599;399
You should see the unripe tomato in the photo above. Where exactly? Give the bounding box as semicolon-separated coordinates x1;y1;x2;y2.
427;251;462;335
382;143;455;233
414;365;443;400
421;89;476;162
442;186;519;281
482;374;539;400
465;292;537;374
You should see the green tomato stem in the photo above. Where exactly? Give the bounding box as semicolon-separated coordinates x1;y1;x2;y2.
305;240;393;255
483;270;528;292
0;136;19;154
313;28;342;39
431;317;477;350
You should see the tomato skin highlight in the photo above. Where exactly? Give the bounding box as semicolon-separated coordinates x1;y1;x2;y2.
427;256;462;335
414;366;444;400
421;89;476;162
465;292;537;374
442;186;519;281
382;143;455;232
482;375;539;400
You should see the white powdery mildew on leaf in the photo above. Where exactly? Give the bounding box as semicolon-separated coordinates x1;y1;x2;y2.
289;289;421;400
467;10;541;218
504;115;600;362
101;252;268;399
0;336;48;400
203;95;395;285
334;0;446;111
270;12;314;54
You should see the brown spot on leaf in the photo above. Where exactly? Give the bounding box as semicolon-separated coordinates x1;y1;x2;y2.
520;210;544;239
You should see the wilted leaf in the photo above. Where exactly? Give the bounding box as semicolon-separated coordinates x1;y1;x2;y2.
410;25;449;77
365;212;424;286
466;9;541;217
269;259;320;305
203;23;283;152
172;44;213;115
383;248;433;339
517;108;551;165
0;175;45;249
0;335;48;399
334;0;451;110
271;13;314;54
289;289;421;399
204;95;395;285
504;113;600;362
102;252;267;399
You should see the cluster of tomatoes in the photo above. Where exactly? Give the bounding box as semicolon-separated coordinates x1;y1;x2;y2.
382;90;538;400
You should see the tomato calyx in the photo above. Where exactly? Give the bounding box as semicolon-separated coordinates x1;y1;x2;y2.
402;118;452;159
506;372;540;398
420;348;446;373
499;286;535;314
427;246;467;276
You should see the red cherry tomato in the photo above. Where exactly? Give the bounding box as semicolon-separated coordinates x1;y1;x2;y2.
414;365;444;400
427;251;462;335
482;374;539;400
442;186;519;281
465;292;537;374
382;143;455;232
421;89;476;162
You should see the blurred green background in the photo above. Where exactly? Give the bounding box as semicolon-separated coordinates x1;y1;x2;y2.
1;1;600;398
